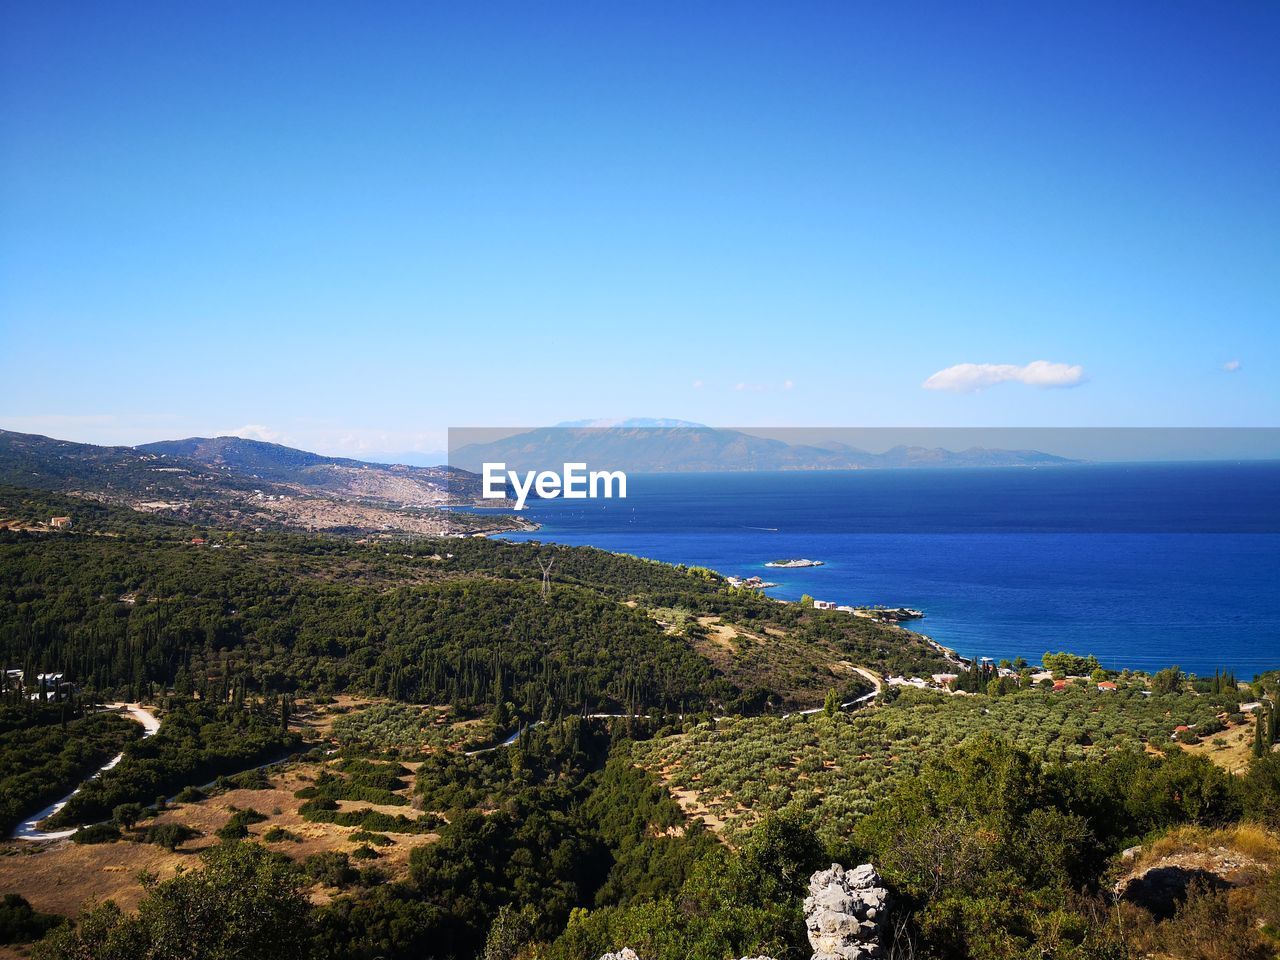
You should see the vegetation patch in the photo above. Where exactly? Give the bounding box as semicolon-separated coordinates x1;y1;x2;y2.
634;685;1237;839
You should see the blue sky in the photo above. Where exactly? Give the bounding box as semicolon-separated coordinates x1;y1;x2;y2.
2;2;1276;457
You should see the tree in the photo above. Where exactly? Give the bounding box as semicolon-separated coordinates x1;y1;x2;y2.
1042;652;1101;676
1241;753;1280;825
1152;666;1185;695
0;894;64;946
483;904;537;960
143;822;199;851
987;676;1017;697
823;689;840;718
34;842;312;960
112;802;146;829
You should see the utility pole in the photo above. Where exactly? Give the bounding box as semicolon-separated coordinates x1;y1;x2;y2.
538;557;555;601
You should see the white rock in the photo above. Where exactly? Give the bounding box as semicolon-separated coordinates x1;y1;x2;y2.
804;863;889;960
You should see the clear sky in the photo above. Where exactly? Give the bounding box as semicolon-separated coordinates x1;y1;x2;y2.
2;2;1276;458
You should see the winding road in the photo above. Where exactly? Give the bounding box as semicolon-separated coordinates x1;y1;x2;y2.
12;675;888;834
11;702;160;841
466;667;886;754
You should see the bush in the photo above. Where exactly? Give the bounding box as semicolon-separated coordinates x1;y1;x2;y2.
0;893;64;945
70;822;121;844
303;851;358;888
348;830;393;846
32;840;312;960
142;822;200;851
112;802;148;828
263;826;301;843
227;768;273;790
217;807;268;841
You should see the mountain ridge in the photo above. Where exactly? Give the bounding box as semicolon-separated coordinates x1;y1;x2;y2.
0;429;512;538
450;425;1077;473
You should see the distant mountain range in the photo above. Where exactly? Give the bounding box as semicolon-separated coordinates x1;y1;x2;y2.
0;424;1076;536
0;430;512;538
450;425;1077;473
135;436;471;499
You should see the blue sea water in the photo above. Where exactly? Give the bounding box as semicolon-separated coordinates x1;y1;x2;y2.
490;462;1280;678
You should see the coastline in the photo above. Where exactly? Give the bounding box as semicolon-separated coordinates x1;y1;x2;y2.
466;465;1280;678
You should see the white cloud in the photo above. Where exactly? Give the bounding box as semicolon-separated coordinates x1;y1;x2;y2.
922;360;1085;393
783;379;795;390
221;423;290;444
691;379;705;389
1223;359;1241;372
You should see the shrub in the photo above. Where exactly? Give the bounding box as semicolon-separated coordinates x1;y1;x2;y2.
227;768;273;791
142;822;200;851
303;851;357;888
0;894;64;945
71;822;121;844
112;802;148;828
347;829;392;846
217;807;268;841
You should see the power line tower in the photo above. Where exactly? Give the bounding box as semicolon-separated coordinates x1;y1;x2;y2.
537;557;555;601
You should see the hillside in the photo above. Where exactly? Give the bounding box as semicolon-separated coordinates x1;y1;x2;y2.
2;484;1279;960
0;485;942;715
0;430;516;537
136;436;484;504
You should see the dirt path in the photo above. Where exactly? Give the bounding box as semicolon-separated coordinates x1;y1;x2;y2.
12;703;160;841
852;666;884;694
469;666;887;752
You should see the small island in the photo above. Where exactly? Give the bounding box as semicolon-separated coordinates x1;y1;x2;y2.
765;558;824;568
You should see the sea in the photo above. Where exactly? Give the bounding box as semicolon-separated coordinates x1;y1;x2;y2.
483;462;1280;678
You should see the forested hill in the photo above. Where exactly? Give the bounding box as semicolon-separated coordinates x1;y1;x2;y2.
0;430;265;498
0;485;948;718
138;436;383;477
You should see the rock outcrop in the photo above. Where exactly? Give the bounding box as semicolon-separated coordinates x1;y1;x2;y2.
804;863;889;960
597;863;889;960
1114;844;1265;919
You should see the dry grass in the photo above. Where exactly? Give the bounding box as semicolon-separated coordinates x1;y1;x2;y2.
0;756;438;920
0;699;443;923
695;616;743;651
1174;716;1259;775
1133;823;1280;876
